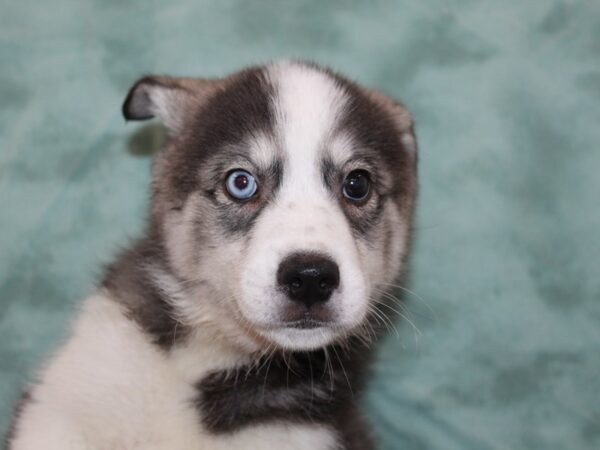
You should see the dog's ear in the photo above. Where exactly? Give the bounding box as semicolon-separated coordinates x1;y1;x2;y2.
122;76;222;133
364;88;417;155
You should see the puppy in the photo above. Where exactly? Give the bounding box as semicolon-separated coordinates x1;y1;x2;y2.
5;61;417;450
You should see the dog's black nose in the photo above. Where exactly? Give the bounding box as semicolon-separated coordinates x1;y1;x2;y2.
277;253;340;308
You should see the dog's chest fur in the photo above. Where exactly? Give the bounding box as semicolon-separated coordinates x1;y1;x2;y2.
11;295;350;450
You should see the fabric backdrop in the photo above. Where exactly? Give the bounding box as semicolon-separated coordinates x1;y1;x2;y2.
1;1;599;449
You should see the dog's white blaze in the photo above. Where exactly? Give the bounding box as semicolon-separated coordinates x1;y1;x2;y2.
269;61;345;190
238;63;369;349
10;294;337;450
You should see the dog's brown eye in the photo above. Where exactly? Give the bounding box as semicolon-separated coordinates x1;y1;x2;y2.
342;170;370;202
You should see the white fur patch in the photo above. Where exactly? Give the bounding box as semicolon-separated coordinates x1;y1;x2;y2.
10;294;338;450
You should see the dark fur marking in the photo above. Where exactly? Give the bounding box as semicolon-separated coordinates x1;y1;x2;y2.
4;391;32;450
321;156;338;194
164;68;276;202
102;228;189;349
194;339;371;436
334;404;377;450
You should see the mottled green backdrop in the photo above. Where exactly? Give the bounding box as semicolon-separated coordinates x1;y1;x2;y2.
1;1;599;449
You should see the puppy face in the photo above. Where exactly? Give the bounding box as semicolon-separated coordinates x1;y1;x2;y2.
124;62;417;351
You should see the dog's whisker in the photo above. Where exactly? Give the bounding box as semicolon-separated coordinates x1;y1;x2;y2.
323;347;335;396
373;288;423;332
331;345;353;398
375;282;436;318
307;352;315;407
371;291;416;326
261;346;275;404
370;300;422;348
367;302;400;338
372;286;418;317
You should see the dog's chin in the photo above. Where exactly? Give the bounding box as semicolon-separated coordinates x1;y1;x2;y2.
259;326;339;351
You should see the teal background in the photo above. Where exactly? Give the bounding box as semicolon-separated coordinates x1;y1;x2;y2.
1;1;599;448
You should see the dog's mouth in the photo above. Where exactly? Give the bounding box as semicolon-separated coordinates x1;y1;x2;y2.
241;309;342;350
279;302;335;324
255;316;337;332
235;289;367;350
284;318;333;330
256;325;339;351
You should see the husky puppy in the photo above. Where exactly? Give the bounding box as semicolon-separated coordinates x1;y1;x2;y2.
5;61;417;450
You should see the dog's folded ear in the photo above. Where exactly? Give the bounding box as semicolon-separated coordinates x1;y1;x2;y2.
122;76;221;133
364;88;417;156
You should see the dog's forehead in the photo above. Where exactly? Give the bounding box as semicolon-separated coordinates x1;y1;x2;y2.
192;62;362;180
258;62;408;173
172;62;410;199
266;62;351;165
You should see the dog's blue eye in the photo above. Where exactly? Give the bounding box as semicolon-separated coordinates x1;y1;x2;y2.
226;170;258;200
342;170;370;202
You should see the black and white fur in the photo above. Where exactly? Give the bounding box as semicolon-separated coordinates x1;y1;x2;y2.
6;61;418;450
